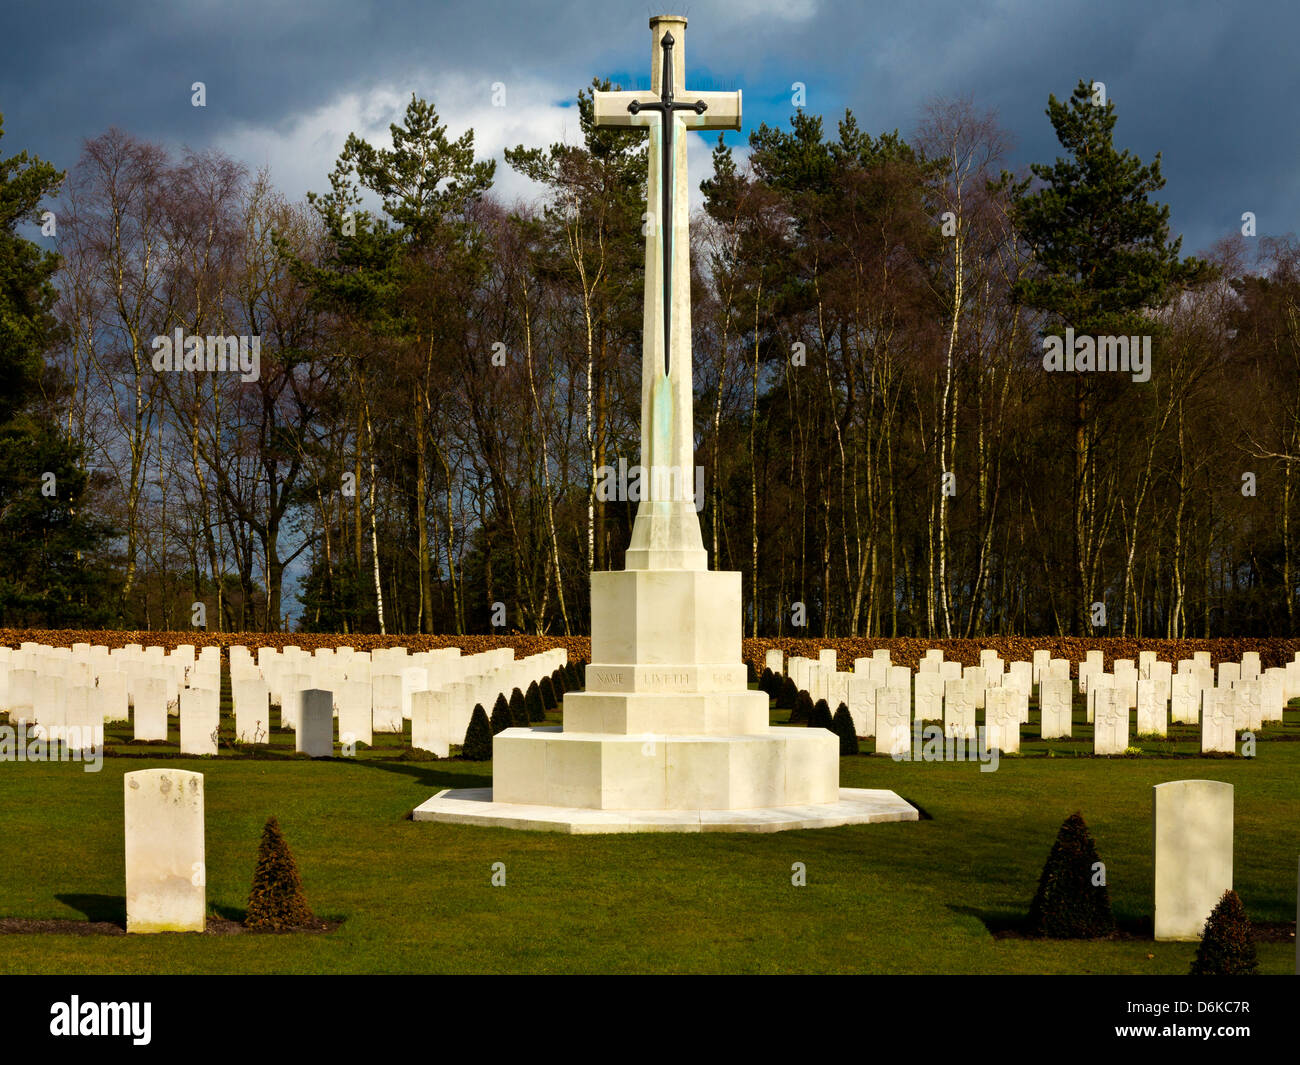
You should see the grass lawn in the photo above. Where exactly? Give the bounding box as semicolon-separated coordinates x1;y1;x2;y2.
0;690;1296;974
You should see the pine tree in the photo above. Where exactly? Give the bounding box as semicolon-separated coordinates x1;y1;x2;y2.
509;687;528;727
490;693;512;734
1027;812;1115;938
244;816;316;930
1009;80;1209;634
1190;890;1258;976
525;679;546;722
462;703;492;760
832;704;859;755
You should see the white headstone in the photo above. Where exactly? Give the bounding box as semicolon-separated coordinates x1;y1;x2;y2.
296;689;334;757
179;688;218;755
914;673;944;721
232;678;270;743
1200;689;1236;754
873;687;909;757
132;676;169;742
1093;688;1129;755
1039;678;1072;739
372;673;404;733
1170;673;1199;725
944;678;975;740
338;680;373;749
124;768;205;933
1136;678;1166;737
846;674;875;738
1152;779;1233;941
411;689;451;757
764;649;783;675
984;688;1019;753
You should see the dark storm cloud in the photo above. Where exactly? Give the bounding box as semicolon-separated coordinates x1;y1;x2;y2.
0;0;1295;256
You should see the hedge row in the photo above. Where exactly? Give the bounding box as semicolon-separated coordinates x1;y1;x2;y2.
0;629;594;663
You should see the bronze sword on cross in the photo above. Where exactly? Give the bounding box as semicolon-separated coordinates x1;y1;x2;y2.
592;19;741;382
627;31;704;376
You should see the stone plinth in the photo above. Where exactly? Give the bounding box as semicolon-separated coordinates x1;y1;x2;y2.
492;726;837;811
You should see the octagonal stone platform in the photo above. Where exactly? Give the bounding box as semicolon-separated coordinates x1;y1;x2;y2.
413;785;918;834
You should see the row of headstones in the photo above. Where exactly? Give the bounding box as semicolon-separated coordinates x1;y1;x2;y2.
231;644;563;747
0;642;566;757
0;642;219;752
764;647;1296;756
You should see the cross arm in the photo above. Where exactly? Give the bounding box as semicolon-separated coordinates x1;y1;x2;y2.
593;89;742;131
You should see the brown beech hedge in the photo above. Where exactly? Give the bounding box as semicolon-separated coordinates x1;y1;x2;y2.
3;629;1298;677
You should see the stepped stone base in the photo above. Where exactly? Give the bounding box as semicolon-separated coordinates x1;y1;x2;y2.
412;786;919;834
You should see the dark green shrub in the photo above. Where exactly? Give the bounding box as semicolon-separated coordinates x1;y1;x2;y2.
759;667;775;696
746;659;757;684
832;704;859;754
244;816;316;930
540;675;558;711
1027;812;1115;938
509;687;528;727
777;675;797;711
551;667;567;696
809;698;834;730
462;704;492;760
1190;890;1258;975
525;680;546;722
790;689;813;725
490;693;512;734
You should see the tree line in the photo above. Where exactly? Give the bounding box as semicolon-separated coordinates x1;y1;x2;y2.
1;77;1297;637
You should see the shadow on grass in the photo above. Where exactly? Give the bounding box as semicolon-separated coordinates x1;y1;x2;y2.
336;752;491;792
56;893;125;927
949;903;1154;940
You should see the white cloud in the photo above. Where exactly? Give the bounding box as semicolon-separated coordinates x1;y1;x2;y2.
217;75;738;216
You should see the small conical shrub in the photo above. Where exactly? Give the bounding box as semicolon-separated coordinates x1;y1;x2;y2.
1190;890;1258;975
462;704;492;760
790;689;813;725
746;659;758;684
551;667;567;696
490;693;512;735
832;704;859;755
564;663;579;691
759;667;775;696
525;680;546;722
1027;812;1115;938
777;675;797;711
244;816;315;930
576;661;586;687
509;687;528;727
540;675;558;711
809;698;834;730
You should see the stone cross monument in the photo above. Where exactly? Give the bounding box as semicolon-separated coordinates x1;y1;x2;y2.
414;15;916;831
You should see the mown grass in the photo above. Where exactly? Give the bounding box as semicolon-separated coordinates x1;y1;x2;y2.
0;691;1295;974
